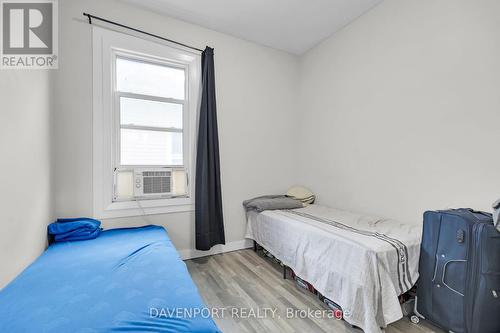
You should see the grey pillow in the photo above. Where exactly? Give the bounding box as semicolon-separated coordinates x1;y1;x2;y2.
243;195;304;212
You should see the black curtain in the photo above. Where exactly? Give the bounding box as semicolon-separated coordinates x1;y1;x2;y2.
195;47;225;251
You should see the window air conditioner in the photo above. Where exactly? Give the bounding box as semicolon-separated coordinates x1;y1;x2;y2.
133;168;172;198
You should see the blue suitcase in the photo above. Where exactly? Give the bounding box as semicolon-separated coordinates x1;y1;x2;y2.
414;209;500;333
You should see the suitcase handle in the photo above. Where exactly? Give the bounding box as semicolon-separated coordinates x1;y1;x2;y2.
463;208;493;221
464;208;489;215
437;209;492;220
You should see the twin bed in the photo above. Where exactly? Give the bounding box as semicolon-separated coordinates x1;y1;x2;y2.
246;204;422;333
0;225;220;333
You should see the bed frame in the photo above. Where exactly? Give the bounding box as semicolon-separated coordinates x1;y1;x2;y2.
253;240;288;279
252;239;414;330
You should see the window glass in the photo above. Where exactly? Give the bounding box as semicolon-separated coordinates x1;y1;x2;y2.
120;129;183;166
120;97;183;129
116;57;185;100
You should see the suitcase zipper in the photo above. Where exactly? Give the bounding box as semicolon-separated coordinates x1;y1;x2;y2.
465;222;484;333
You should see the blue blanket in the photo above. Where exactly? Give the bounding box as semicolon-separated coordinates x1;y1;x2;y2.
48;217;101;242
0;225;221;333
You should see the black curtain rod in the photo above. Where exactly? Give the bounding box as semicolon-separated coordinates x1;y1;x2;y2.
83;13;205;52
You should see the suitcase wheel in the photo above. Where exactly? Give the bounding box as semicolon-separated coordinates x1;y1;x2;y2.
410;315;420;324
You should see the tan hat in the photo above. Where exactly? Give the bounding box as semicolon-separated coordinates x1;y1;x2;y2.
287;186;315;205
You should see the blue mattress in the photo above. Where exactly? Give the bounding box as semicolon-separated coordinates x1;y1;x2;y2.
0;225;221;333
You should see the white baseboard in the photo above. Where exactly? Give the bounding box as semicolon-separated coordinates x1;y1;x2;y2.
178;239;253;260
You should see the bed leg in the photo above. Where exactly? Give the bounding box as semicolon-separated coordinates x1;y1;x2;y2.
283;265;287;280
253;240;257;252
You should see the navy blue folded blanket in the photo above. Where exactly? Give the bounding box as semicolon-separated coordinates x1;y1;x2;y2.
48;217;102;242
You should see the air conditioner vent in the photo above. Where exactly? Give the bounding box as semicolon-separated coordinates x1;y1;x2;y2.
143;171;171;177
143;171;171;194
133;168;172;198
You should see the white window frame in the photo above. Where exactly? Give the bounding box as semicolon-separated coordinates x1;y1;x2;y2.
92;26;200;219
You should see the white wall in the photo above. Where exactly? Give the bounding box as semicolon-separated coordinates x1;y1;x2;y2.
0;71;53;288
54;0;299;252
298;0;500;224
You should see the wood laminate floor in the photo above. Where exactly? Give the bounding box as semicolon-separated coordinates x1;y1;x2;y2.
186;249;444;333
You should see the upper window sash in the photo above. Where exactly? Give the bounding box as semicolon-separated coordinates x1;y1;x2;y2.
114;54;187;101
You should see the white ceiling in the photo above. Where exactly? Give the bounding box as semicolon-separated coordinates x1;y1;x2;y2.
122;0;383;55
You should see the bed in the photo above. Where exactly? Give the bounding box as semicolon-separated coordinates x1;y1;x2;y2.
246;204;422;333
0;225;221;333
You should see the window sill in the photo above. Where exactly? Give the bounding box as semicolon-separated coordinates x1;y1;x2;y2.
95;198;194;219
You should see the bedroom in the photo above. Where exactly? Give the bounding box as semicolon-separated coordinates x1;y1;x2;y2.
0;0;499;332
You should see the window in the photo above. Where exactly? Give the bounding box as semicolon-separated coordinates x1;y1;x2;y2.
116;57;185;167
92;27;200;218
113;56;189;201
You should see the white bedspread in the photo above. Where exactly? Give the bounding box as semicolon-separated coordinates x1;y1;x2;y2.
245;205;422;333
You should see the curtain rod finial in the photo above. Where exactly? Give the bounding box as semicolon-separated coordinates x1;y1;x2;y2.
83;13;92;24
